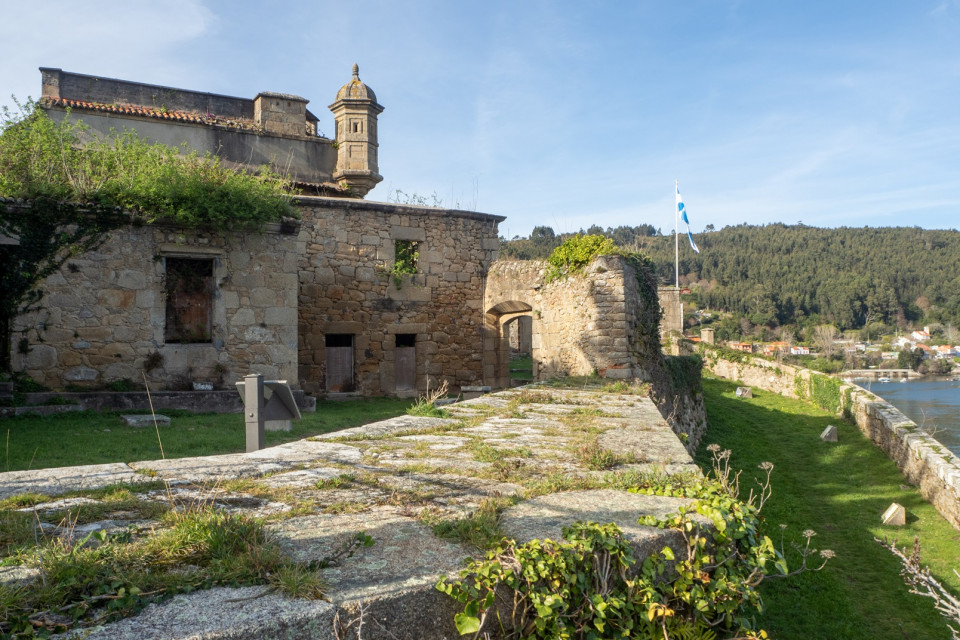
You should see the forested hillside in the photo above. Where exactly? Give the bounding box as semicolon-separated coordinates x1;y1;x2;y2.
499;224;960;331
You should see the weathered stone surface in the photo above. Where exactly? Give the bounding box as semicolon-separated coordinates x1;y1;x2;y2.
4;385;705;639
55;586;337;640
736;386;753;398
0;463;146;501
820;425;838;442
271;509;466;640
12;222;300;390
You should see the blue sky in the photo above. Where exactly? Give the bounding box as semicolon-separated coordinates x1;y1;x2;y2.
3;1;959;237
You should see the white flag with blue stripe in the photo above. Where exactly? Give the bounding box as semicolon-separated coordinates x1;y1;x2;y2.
676;183;700;253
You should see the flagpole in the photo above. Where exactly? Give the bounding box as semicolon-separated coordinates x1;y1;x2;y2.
674;179;679;289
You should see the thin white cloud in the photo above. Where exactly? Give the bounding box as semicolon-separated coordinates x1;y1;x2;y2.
1;0;215;108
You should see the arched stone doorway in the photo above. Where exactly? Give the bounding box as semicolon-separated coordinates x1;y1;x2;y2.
483;300;536;389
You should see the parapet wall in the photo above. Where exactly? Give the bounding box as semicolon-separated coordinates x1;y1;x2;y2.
703;348;960;531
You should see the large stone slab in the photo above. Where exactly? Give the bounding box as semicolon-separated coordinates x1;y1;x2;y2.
0;463;147;500
500;489;707;566
55;586;336;640
270;508;469;640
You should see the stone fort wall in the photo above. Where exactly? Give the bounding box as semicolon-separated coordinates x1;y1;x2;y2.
704;349;960;531
484;256;657;384
297;197;502;396
12;221;301;390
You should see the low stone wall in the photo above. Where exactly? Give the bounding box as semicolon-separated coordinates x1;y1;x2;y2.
703;348;960;530
7;389;316;414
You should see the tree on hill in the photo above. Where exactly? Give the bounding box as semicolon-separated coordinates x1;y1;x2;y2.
499;223;960;333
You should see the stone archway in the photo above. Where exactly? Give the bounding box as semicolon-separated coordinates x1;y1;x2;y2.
483;300;535;389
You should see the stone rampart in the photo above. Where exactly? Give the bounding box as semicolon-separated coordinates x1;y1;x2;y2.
0;385;704;639
703;348;960;531
12;221;300;390
485;256;657;382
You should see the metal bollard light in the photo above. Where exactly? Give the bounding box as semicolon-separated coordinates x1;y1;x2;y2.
243;373;265;453
236;374;302;452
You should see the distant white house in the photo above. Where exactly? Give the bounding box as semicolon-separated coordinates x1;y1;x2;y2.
895;336;915;349
911;330;931;342
790;346;810;355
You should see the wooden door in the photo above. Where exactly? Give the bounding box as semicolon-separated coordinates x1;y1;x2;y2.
395;346;416;391
325;335;354;392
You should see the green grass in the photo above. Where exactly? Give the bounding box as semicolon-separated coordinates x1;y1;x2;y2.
509;354;533;380
698;377;960;640
0;397;412;472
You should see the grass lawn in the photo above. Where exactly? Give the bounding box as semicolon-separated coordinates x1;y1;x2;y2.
0;397;413;472
510;354;533;380
699;376;960;640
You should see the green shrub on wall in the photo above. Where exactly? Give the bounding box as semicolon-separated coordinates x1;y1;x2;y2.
545;234;617;282
794;373;808;400
809;373;841;413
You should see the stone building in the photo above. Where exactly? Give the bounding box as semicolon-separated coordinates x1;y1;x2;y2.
11;67;504;396
38;65;382;197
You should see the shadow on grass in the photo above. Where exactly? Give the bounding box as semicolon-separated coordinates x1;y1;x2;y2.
697;377;960;640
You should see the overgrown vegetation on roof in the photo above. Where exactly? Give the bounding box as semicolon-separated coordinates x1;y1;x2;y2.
0;101;298;373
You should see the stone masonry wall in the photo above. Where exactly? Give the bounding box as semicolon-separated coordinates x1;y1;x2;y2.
296;197;502;396
485;256;650;381
485;256;707;450
12;223;300;390
703;349;960;531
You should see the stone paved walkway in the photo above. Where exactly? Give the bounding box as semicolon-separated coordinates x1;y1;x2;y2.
1;383;702;640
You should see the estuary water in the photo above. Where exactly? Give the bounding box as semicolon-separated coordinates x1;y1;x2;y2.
866;378;960;457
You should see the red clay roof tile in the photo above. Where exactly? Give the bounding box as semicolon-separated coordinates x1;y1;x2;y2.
41;97;257;131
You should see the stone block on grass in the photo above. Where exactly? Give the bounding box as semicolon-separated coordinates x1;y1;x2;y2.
122;414;171;428
820;425;838;442
735;387;753;398
882;502;906;526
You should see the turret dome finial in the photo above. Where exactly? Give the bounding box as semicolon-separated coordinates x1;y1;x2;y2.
352;63;359;79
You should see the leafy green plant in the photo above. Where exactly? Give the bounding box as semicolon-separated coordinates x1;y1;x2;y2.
438;446;831;639
386;239;419;287
545;234;618;282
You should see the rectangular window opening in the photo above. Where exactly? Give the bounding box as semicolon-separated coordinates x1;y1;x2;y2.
394;240;419;276
325;334;354;348
395;334;416;348
164;258;213;344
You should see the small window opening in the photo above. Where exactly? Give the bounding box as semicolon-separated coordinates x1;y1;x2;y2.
352;121;361;133
164;258;213;344
394;240;418;274
325;334;354;348
396;334;416;348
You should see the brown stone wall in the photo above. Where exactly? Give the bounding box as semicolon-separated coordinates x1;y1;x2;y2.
485;256;658;385
12;223;300;390
657;287;683;338
703;349;960;531
296;197;502;396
